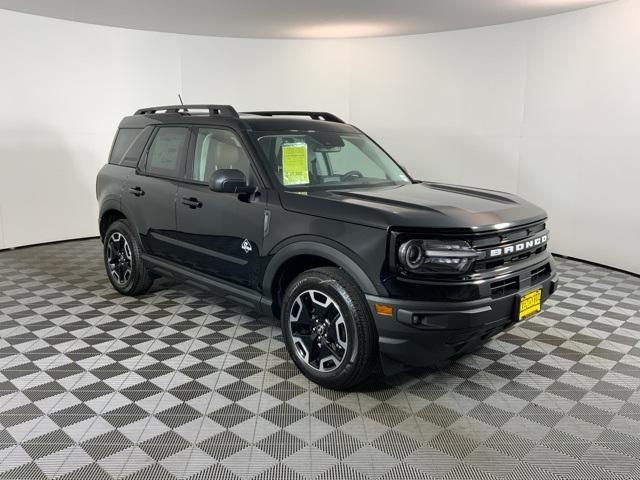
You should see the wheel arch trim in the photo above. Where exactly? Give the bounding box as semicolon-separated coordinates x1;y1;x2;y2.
99;200;125;240
262;239;380;298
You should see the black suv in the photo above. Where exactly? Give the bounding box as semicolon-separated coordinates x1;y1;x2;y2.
97;104;558;389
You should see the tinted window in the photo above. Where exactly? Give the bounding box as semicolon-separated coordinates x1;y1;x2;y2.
109;128;142;165
146;127;189;177
120;126;153;167
191;128;251;182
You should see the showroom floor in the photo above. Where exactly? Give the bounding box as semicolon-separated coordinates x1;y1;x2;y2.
0;239;639;480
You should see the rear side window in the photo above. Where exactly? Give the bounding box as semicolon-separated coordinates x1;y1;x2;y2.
146;127;190;177
109;128;142;165
121;127;153;167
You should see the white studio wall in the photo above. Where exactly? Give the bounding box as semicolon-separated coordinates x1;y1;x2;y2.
0;12;182;249
180;36;350;118
0;0;638;273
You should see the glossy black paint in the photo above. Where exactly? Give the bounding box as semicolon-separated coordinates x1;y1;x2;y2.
174;182;266;288
209;169;253;193
279;182;546;231
97;108;556;371
123;174;181;261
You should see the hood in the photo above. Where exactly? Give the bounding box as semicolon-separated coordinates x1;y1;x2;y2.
279;181;547;232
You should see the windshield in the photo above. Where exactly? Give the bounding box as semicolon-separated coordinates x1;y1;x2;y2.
251;131;412;190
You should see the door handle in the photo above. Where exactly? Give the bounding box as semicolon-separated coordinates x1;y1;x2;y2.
128;186;145;197
181;197;202;209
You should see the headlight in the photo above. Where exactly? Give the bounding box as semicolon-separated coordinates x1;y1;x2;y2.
398;239;479;274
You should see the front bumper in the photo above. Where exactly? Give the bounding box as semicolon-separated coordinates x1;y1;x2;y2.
366;264;559;370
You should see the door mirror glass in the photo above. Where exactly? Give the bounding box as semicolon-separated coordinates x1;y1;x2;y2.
210;169;254;193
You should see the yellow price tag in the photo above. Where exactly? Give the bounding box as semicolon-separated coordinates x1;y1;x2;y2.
282;143;309;186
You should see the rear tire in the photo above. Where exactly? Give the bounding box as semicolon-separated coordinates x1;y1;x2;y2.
281;267;377;390
103;220;153;296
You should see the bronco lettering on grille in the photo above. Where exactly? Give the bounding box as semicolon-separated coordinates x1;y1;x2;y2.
489;234;548;258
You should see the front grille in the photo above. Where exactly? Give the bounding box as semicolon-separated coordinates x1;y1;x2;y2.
489;261;551;298
490;277;519;297
531;263;551;284
470;221;546;249
472;221;548;272
475;245;548;271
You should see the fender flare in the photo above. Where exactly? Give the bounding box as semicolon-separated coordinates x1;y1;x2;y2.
98;198;121;220
98;198;123;238
262;239;380;297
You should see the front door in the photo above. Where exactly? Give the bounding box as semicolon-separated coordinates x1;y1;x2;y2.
175;126;266;289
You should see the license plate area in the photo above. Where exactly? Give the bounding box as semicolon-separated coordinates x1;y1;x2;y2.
518;288;542;321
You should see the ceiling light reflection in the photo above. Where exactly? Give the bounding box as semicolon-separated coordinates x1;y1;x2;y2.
291;22;396;39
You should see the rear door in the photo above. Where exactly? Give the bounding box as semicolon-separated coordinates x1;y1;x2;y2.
174;126;266;289
123;126;190;262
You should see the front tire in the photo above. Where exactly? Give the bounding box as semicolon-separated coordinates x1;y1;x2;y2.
281;267;377;390
103;220;153;296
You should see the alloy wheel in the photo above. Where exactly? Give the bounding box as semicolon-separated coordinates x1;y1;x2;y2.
106;232;133;285
289;289;348;372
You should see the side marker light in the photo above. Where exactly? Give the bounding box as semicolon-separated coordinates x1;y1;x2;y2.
374;304;393;317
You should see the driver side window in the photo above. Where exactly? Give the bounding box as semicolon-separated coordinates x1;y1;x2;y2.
326;140;385;178
190;128;252;183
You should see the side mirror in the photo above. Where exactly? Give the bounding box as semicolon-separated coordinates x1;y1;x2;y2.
209;169;255;194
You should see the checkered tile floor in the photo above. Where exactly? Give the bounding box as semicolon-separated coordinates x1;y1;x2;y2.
1;239;639;479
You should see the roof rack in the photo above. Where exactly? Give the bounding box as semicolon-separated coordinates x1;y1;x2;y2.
242;111;345;124
134;104;239;118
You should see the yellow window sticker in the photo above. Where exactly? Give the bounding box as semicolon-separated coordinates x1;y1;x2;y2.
282;143;309;186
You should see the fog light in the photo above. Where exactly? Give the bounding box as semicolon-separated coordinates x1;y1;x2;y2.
412;313;429;326
374;304;393;316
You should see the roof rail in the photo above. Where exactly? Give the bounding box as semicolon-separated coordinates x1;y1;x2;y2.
134;104;239;118
242;111;345;124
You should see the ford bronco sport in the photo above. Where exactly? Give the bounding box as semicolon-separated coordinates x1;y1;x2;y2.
97;104;558;389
